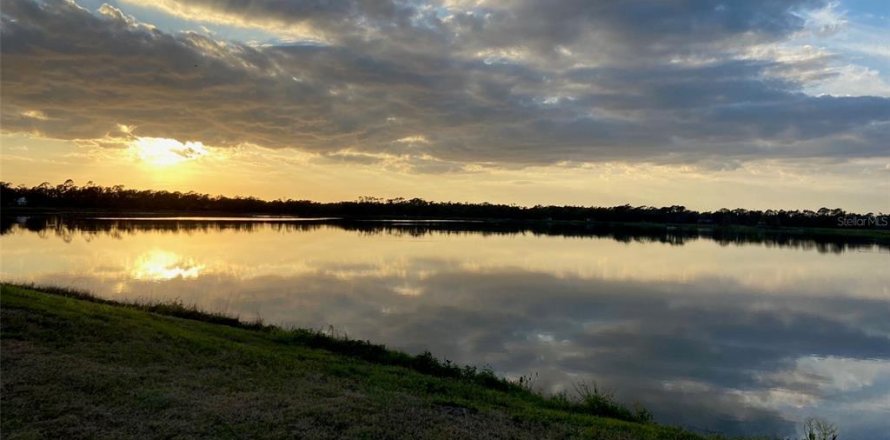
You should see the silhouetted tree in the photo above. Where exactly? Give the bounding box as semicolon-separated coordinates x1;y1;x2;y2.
1;180;886;231
802;417;838;440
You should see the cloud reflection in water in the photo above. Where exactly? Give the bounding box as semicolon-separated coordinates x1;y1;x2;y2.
1;220;888;438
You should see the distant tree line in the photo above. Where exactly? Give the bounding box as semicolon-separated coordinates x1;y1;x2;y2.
2;180;887;230
4;215;882;254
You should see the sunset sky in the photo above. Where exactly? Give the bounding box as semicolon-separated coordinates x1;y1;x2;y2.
2;0;889;210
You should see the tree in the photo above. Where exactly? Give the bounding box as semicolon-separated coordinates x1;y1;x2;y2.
802;417;838;440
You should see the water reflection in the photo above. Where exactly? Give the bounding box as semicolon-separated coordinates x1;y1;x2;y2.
131;250;204;281
3;215;887;254
1;217;888;438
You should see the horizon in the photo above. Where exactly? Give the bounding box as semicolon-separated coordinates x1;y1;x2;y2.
2;0;889;211
3;3;890;436
4;179;888;214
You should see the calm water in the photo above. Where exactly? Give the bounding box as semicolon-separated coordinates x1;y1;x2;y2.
2;217;888;438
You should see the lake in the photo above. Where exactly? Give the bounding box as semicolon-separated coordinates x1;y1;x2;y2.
2;217;888;438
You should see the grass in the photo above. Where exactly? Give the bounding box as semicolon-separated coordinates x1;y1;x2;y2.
2;284;757;439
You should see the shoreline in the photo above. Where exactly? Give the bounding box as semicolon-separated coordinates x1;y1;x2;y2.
4;208;889;244
1;283;757;439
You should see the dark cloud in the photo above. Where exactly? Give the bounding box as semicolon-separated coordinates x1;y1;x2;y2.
453;0;826;61
1;0;889;168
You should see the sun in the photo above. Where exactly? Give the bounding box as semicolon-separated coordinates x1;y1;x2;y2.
131;137;209;166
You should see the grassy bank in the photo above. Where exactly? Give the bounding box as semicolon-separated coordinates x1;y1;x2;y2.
2;284;746;439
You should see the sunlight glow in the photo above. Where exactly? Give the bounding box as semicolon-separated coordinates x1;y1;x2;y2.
131;137;208;166
131;250;204;280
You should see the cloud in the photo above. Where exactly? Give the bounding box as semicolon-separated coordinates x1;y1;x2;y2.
1;0;889;169
119;0;417;43
808;64;890;97
131;137;209;165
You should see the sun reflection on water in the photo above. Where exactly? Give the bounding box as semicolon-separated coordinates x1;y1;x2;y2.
130;250;204;281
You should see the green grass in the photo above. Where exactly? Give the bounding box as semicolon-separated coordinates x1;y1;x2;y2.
1;284;754;439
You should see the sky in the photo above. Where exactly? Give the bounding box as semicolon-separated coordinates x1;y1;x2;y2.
1;0;889;211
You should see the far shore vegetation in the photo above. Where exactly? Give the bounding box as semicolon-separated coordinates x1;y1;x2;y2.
3;180;888;234
0;282;782;439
